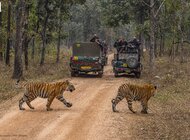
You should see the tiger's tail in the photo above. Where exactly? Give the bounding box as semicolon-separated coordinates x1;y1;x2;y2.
111;99;115;104
111;99;118;112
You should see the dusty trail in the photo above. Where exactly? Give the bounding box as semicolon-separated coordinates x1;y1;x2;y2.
0;54;137;140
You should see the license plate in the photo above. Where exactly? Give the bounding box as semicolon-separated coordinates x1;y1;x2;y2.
81;66;92;70
122;63;128;67
125;69;130;73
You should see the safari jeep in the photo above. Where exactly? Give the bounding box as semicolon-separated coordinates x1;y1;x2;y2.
70;42;104;77
112;43;142;78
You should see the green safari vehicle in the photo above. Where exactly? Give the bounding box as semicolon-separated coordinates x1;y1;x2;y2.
70;42;104;77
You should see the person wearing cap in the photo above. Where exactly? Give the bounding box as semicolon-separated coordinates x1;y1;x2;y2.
128;37;141;47
114;36;128;52
90;34;100;42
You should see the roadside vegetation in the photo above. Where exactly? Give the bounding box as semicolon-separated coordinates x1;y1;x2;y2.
125;52;190;139
0;47;71;102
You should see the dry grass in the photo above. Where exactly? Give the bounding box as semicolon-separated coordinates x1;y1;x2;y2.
0;47;71;102
129;54;190;140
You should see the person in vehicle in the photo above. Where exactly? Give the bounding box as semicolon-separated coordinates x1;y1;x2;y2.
128;37;141;61
114;36;128;52
90;34;100;43
90;34;104;49
128;37;141;48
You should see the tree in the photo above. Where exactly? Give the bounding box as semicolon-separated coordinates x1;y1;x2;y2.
0;2;3;61
5;0;11;66
23;0;30;70
12;0;25;79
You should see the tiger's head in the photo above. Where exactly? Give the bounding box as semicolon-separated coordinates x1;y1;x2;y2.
149;84;157;97
65;80;75;92
144;84;157;97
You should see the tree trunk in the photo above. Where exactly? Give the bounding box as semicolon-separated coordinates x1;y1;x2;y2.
170;39;175;62
83;4;90;41
159;34;165;57
23;1;30;70
175;43;179;55
139;32;145;57
180;38;184;63
178;16;184;62
0;9;3;61
154;37;158;58
12;0;25;79
138;6;146;57
40;37;46;66
56;8;61;63
31;37;35;59
5;0;11;65
56;26;61;63
40;0;49;66
149;0;156;72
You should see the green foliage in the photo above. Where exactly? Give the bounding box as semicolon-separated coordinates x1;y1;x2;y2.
101;0;130;27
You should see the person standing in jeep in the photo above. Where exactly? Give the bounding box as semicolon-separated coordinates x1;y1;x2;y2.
114;36;128;52
113;36;128;60
128;37;141;61
128;37;141;49
90;34;105;52
90;34;100;43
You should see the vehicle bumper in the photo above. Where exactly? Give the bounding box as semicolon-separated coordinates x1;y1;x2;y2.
114;67;140;73
70;65;103;72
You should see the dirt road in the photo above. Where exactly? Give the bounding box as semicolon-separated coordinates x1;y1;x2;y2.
0;54;140;140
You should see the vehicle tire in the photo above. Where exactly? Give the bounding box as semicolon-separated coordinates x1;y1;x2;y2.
98;71;103;78
114;72;118;77
135;72;141;78
127;56;138;69
71;71;77;77
105;57;108;65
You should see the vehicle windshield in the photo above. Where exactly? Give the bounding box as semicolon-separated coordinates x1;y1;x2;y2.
73;42;101;57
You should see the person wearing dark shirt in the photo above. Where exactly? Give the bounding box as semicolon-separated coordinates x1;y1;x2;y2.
90;34;104;50
90;34;99;42
128;37;141;47
114;36;128;52
128;37;141;61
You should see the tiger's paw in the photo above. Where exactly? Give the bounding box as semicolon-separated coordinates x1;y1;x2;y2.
19;108;25;110
113;109;119;113
66;102;72;108
47;108;53;111
141;110;148;114
30;107;35;110
129;109;136;114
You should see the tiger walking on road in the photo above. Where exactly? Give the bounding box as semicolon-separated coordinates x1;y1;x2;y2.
112;83;157;114
17;80;75;111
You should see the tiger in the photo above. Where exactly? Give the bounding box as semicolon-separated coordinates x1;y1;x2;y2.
111;83;157;114
17;80;75;111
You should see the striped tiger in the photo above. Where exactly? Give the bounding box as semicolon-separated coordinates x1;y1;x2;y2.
111;83;157;114
17;80;75;111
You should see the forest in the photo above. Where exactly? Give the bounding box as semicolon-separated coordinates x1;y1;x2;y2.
0;0;190;140
0;0;190;78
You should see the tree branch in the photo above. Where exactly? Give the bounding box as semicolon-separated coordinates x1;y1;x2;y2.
141;0;155;8
141;0;151;8
173;40;190;44
154;0;166;18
